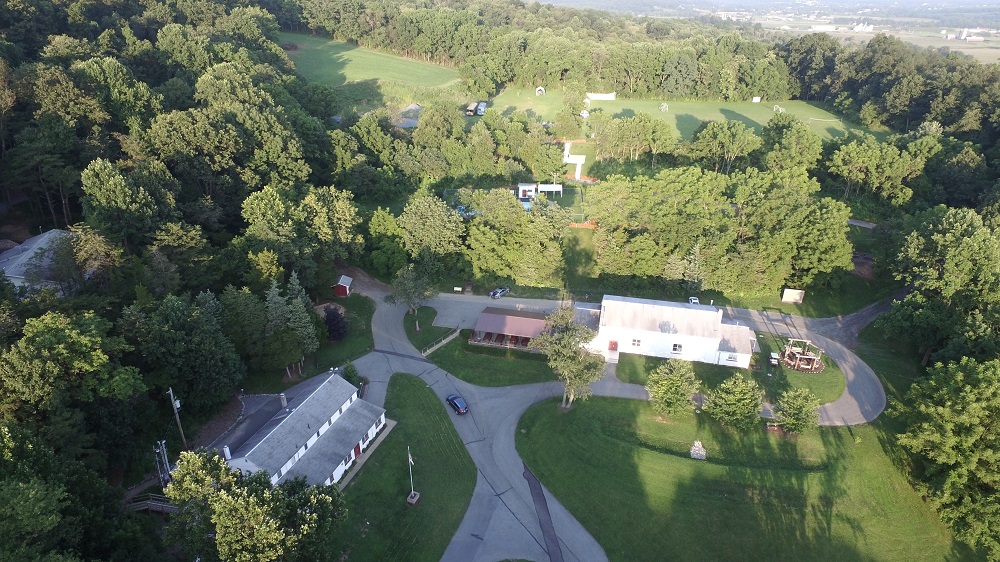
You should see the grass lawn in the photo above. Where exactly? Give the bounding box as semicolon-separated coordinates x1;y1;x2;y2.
332;373;475;561
428;329;558;386
404;306;453;352
516;395;978;562
243;294;375;394
491;87;867;142
280;32;459;88
615;333;846;405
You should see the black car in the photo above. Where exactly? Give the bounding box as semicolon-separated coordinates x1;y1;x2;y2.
490;286;510;299
446;394;469;415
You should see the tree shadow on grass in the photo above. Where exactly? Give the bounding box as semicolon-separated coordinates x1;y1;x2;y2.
674;113;704;139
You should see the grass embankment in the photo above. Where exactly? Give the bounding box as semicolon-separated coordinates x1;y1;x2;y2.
332;374;476;561
429;329;557;386
404;307;453;352
615;330;846;405
516;396;976;562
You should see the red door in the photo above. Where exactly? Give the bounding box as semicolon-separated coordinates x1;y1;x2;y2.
608;341;618;351
354;443;362;458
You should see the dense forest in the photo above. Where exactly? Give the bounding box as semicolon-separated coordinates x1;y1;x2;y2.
1;0;999;559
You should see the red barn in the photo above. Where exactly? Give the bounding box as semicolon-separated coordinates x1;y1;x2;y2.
333;275;353;297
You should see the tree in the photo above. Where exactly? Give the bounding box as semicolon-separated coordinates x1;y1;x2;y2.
120;295;244;417
323;305;347;341
691;120;762;175
396;195;465;258
166;450;346;562
80;158;158;251
0;311;143;421
706;373;763;430
530;307;605;408
385;261;437;316
774;388;820;433
645;359;699;416
898;358;1000;559
340;362;361;388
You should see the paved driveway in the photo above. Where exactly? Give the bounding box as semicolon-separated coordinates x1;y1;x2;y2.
345;268;890;561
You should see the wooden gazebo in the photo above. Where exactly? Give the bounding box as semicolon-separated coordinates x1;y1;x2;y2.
780;338;825;373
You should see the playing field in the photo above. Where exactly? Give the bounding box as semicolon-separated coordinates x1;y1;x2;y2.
278;32;460;88
494;87;862;141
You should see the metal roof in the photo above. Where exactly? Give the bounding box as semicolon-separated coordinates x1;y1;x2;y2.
599;295;723;339
0;229;69;282
281;399;384;484
240;373;361;474
718;323;756;355
336;275;353;287
474;307;548;337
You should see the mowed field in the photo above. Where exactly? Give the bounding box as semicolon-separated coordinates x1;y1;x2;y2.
493;87;863;141
279;31;459;88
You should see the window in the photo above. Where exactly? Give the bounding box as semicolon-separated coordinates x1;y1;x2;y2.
362;432;370;444
726;354;738;362
376;417;383;428
672;343;683;353
343;453;352;466
631;339;641;347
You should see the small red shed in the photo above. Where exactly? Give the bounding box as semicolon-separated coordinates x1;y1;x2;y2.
333;275;353;297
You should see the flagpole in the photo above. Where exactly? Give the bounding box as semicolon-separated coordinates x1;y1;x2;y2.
407;445;414;496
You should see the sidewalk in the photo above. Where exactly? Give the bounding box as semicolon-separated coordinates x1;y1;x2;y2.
338;418;397;491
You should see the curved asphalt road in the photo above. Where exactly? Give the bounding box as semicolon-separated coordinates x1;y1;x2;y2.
341;266;889;561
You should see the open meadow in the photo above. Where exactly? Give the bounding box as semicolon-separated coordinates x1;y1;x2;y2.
278;32;463;113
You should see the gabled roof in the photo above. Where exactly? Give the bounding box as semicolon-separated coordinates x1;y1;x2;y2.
0;229;69;282
238;373;360;475
282;399;384;484
719;323;756;355
474;307;548;338
599;295;723;339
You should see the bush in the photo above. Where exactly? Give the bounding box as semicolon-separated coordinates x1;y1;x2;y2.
774;388;820;433
645;359;700;416
341;361;362;388
324;305;347;341
706;373;764;430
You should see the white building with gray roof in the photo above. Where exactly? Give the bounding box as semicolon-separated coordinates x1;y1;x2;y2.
589;295;756;368
224;370;386;486
0;229;69;290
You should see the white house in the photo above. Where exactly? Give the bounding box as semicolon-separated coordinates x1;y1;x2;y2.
224;370;386;486
588;295;756;368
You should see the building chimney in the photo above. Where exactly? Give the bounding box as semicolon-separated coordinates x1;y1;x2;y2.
280;393;287;408
223;445;231;460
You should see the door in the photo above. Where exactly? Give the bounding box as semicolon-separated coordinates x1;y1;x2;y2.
608;340;618;351
354;443;362;458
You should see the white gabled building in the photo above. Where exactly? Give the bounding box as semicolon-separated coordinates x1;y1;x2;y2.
588;295;757;368
224;371;386;486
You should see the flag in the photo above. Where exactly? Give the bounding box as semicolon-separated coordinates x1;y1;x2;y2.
408;448;414;466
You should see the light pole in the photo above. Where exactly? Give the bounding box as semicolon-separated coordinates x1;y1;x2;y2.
167;387;188;449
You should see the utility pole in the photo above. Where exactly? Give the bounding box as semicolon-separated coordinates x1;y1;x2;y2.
167;387;188;449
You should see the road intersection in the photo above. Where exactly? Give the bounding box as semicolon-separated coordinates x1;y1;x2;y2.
341;266;889;561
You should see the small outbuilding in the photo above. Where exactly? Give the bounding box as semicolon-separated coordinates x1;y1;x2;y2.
471;307;547;349
334;275;353;297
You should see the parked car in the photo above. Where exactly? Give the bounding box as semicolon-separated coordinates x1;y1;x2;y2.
490;286;510;299
688;296;700;305
446;394;469;415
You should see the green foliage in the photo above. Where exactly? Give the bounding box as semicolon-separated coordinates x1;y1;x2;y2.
898;357;1000;559
774;388;820;433
397;195;465;259
530;307;605;407
166;450;346;562
340;361;361;388
645;359;699;416
706;373;764;430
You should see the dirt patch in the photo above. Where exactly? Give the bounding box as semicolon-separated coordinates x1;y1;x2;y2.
0;223;34;243
852;252;875;280
314;300;345;319
191;396;244;449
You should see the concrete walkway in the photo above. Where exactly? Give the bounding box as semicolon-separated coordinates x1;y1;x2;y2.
343;265;891;561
